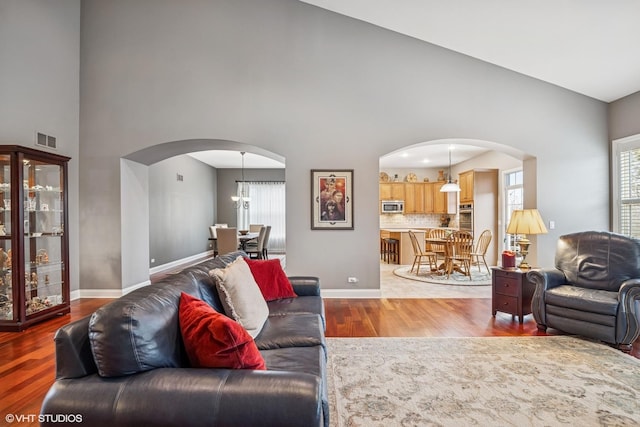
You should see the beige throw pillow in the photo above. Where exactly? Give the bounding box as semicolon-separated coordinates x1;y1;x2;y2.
210;256;269;338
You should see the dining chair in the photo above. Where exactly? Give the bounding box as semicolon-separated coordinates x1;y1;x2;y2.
408;230;437;275
261;225;272;259
216;227;239;256
245;226;267;259
209;224;229;256
427;228;449;263
249;224;264;232
470;229;492;273
446;230;474;279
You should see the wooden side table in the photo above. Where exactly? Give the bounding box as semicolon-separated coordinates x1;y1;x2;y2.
491;267;536;324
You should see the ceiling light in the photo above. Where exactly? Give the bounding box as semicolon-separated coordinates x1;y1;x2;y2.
440;145;461;192
231;152;251;209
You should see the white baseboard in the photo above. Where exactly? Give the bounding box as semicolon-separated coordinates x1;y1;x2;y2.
68;252;212;300
71;280;153;300
321;289;382;298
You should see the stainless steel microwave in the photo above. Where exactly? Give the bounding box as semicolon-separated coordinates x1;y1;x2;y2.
381;200;404;214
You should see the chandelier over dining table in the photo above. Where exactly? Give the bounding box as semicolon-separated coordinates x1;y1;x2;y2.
232;151;251;209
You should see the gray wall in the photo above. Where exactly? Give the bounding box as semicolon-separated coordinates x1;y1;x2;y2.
609;91;640;141
76;0;610;293
216;168;286;227
0;0;81;292
149;155;218;267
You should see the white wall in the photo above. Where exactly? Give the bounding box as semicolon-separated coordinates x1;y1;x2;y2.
78;0;609;292
0;0;80;291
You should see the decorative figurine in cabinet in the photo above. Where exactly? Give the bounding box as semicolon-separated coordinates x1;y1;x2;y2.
0;146;70;331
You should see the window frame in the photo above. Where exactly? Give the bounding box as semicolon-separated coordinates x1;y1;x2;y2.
502;168;523;252
612;134;640;238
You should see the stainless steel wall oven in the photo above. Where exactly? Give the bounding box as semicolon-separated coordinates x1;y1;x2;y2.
459;203;473;235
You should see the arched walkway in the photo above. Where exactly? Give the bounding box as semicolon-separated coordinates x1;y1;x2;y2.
120;139;285;292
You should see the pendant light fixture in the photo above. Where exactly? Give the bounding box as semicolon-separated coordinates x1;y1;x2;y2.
440;145;461;192
231;151;251;209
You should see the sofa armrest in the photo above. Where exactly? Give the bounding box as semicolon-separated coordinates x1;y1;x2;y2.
288;276;321;296
41;368;324;427
53;315;98;379
527;269;566;327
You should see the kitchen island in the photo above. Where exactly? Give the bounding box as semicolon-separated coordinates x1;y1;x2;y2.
379;229;426;265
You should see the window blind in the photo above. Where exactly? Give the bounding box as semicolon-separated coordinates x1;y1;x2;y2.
619;146;640;238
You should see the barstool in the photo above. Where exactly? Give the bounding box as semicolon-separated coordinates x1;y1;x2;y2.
383;238;399;264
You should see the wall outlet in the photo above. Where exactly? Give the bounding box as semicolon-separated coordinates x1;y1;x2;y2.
151;258;155;263
549;220;555;230
347;277;358;283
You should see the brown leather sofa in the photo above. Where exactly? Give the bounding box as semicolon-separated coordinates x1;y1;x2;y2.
528;231;640;352
40;251;328;427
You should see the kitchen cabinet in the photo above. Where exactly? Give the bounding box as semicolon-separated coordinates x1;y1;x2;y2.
422;182;447;214
379;182;405;201
404;183;425;213
459;170;474;203
0;146;70;332
378;182;449;214
432;182;448;214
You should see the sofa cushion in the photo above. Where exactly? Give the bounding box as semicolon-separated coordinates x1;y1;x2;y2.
261;345;328;427
244;257;297;301
555;231;640;291
255;313;326;354
545;285;619;316
179;293;265;370
210;256;269;338
267;297;326;329
88;277;197;377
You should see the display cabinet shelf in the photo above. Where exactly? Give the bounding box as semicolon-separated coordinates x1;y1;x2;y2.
0;145;70;331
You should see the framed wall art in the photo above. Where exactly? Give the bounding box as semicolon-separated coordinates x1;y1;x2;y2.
311;169;354;230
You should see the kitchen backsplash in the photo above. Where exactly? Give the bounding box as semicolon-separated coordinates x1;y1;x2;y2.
380;213;459;229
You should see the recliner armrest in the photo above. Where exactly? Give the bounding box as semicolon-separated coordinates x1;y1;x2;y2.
619;278;640;312
288;276;321;296
527;269;566;291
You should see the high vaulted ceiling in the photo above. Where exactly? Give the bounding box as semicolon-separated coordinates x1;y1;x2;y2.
195;2;640;169
300;0;640;103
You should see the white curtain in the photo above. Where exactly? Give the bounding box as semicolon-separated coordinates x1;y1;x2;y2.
237;181;286;253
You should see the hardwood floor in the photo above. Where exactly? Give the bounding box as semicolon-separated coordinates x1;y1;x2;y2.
0;298;112;425
1;296;638;426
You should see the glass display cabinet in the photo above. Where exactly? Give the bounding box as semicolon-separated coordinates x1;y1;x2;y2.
0;146;70;331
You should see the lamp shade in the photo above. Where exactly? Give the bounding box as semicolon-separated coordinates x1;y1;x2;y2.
506;209;548;235
440;182;461;192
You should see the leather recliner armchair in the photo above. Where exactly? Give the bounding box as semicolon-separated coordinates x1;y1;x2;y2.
527;231;640;352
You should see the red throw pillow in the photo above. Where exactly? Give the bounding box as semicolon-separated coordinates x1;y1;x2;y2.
244;258;298;301
178;292;266;370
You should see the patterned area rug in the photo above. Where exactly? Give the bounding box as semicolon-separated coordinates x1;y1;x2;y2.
393;265;491;286
327;336;640;426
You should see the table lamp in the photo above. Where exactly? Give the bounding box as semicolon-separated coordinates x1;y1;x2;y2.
506;209;548;270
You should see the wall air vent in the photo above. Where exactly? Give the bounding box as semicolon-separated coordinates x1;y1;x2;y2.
35;132;57;149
